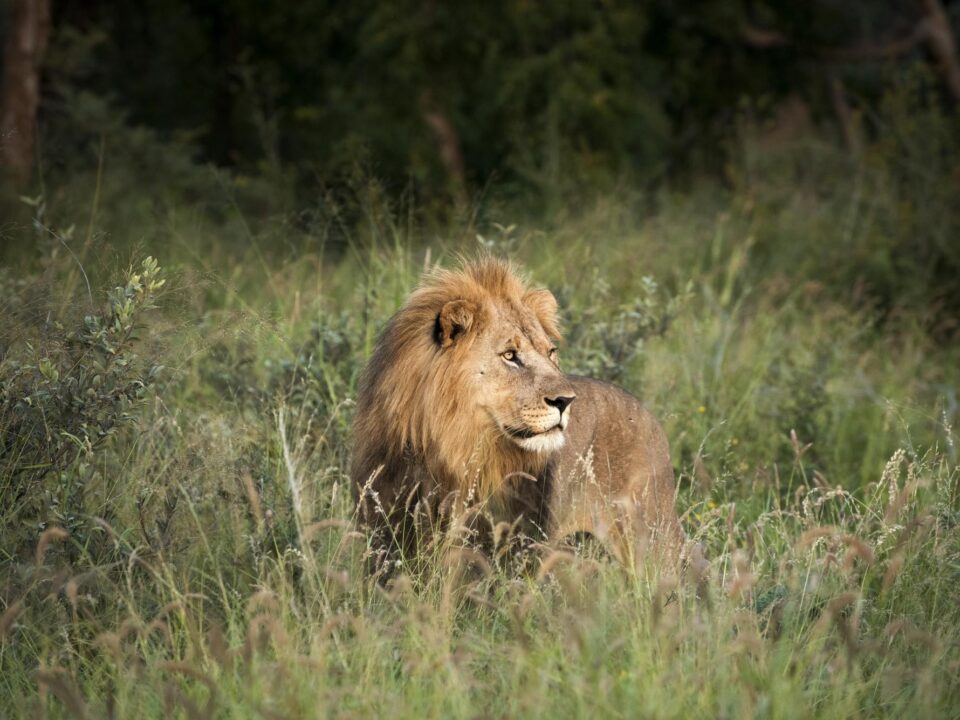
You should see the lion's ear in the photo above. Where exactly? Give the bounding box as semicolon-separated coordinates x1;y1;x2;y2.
436;299;477;348
524;288;561;340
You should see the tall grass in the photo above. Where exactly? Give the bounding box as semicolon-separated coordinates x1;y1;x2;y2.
2;132;960;717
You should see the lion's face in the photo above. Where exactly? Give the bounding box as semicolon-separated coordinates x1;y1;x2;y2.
437;291;576;456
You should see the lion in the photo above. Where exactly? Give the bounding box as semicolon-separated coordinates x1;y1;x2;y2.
351;256;685;574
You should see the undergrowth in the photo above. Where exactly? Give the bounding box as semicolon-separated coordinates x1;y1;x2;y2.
2;127;960;717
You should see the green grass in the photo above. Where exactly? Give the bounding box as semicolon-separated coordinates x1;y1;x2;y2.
2;138;960;718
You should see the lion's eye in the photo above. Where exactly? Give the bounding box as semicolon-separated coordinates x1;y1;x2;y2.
501;350;519;364
549;347;558;362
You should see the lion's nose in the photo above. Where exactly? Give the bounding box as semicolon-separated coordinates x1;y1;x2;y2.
544;394;576;415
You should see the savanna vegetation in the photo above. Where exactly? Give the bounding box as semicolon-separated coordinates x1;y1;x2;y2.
2;1;960;717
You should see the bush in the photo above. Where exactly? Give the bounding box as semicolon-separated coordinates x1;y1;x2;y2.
0;255;165;559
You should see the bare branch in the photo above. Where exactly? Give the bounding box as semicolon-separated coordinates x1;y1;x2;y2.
743;4;960;106
818;21;931;62
740;24;791;49
919;0;960;103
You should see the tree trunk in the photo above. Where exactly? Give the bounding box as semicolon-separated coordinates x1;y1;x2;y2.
830;76;862;156
919;0;960;106
1;0;51;186
420;90;467;206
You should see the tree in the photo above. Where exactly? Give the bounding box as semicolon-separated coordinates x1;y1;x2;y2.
1;0;51;186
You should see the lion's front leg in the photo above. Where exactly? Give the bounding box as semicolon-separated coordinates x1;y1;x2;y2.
355;462;437;583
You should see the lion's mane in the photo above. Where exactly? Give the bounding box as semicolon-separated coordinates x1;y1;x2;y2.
351;257;560;518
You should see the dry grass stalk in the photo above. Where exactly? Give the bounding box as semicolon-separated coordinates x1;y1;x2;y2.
444;547;494;578
156;661;217;715
145;619;174;647
94;631;122;658
65;579;79;611
163;681;204;720
206;624;233;668
882;553;905;590
36;667;88;720
536;550;575;581
241;470;264;527
726;549;756;599
244;613;289;662
302;518;352;543
0;601;24;638
840;535;875;571
35;527;69;565
246;589;280;616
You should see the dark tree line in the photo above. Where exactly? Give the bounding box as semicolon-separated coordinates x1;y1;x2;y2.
2;0;959;193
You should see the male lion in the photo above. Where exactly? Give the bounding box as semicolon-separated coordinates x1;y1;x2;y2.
351;257;684;573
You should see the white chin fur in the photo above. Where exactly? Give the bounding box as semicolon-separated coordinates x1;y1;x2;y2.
514;430;565;454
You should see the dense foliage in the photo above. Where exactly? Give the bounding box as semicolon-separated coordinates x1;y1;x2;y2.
30;1;957;194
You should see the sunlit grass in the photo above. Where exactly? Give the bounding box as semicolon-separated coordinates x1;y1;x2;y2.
1;169;959;717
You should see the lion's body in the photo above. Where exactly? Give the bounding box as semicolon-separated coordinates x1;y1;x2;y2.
351;258;684;570
547;377;684;561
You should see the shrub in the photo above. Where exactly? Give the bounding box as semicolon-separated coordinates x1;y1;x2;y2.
0;256;165;559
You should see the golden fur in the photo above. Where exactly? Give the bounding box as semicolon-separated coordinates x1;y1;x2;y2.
351;257;684;569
